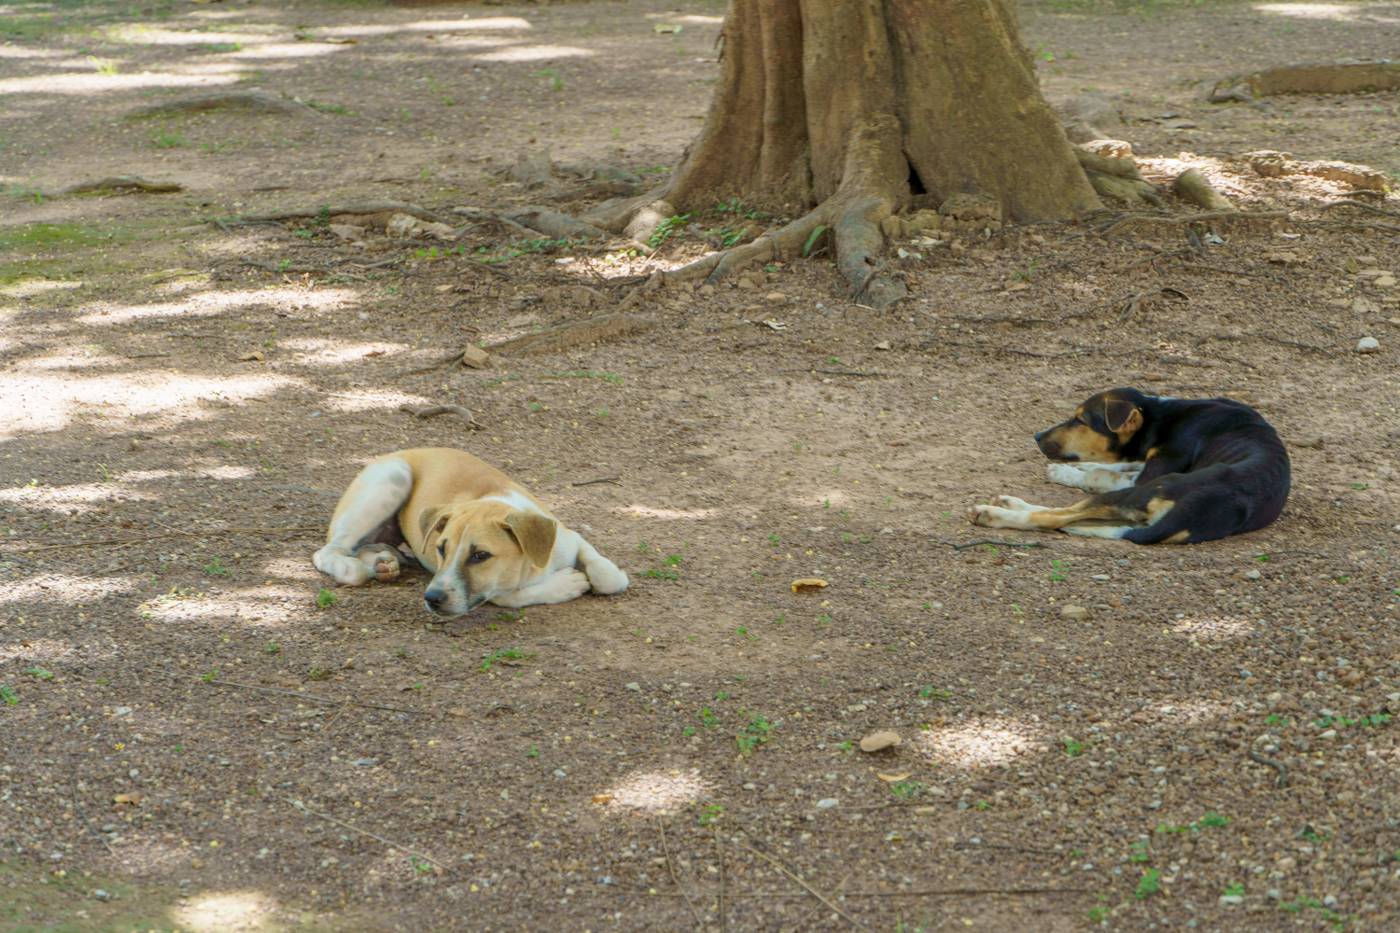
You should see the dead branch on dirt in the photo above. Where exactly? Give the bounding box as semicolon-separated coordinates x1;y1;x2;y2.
1211;60;1400;102
398;403;479;427
488;312;654;355
1246;750;1290;788
207;679;423;715
504;207;605;239
1322;200;1400;220
126;89;317;119
240;259;332;274
938;539;1049;551
230;201;450;225
571;477;621;487
1098;209;1287;236
733;840;870;931
56;176;183;196
838;887;1089;898
397;351;468;377
779;368;885;377
285;797;450;871
1173;169;1234;212
658;821;705;930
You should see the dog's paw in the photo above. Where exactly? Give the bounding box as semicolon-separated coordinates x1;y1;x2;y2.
1046;462;1084;487
371;552;400;583
550;568;592;602
991;494;1029;510
587;561;629;595
968;504;994;527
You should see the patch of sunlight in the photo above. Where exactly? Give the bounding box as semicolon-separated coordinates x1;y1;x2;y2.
0;573;139;608
77;287;358;325
118;469;181;483
104;27;274;45
321;388;430;413
798;490;852;508
260;556;324;581
472;44;593;63
0;46;63;59
0;481;154;513
226;42;350;60
600;768;710;813
647;13;724;24
117;465;254;482
912;719;1044;768
0;638;75;664
195;464;256;480
173;890;279;932
14;348;125;371
0;277;83;298
143;595;295;628
320;17;532;38
1253;2;1355;19
620;505;717;520
1170;615;1254;641
1150;699;1231;725
279;337;409;366
0;370;300;439
0;71;240;95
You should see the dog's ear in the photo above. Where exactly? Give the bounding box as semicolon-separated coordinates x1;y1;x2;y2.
502;510;557;568
418;507;449;541
1104;398;1143;435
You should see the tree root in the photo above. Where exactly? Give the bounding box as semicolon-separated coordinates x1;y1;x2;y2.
398;403;479;427
488;312;654;355
126;90;316;119
226;201;450;226
1076;148;1162;207
1173;169;1234;211
56;176;183;196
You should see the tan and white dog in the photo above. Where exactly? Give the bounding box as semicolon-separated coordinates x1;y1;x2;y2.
313;448;629;617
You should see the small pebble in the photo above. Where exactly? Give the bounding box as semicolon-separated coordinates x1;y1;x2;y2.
1219;895;1244;906
816;798;839;810
859;730;902;752
1244;569;1262;581
92;889;111;902
1356;336;1380;353
350;758;378;767
624;682;641;692
1060;605;1089;619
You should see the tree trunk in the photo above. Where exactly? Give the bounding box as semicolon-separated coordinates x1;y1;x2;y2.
586;0;1102;309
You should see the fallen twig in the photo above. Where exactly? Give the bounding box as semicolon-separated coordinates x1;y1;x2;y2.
1322;199;1400;220
232;201;449;225
733;840;869;931
488;312;654;355
398;403;478;427
572;476;621;487
285;797;450;871
779;368;885;377
659;820;705;930
938;539;1049;551
1246;750;1290;788
397;351;465;377
207;678;423;715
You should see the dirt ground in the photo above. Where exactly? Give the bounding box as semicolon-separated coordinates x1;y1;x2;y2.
2;1;1399;930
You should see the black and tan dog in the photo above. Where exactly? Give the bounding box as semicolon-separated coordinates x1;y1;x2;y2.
968;388;1290;544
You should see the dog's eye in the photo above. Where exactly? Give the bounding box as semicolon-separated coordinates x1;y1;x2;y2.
437;541;446;557
467;550;492;564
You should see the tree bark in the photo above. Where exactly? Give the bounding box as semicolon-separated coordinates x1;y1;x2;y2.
586;0;1101;309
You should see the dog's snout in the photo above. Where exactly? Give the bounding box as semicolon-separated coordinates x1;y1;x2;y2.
424;588;447;610
1034;429;1047;444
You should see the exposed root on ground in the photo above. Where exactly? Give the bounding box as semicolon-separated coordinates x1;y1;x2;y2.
1075;148;1162;207
1173;169;1235;211
56;176;183;196
488;312;655;355
225;201;450;226
126;90;316;119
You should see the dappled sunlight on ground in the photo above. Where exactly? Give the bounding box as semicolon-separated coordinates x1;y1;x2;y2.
1253;2;1399;21
599;767;710;813
0;369;300;439
278;337;410;366
319;17;533;39
0;480;155;514
174;890;280;931
0;637;77;663
0;573;140;609
1169;615;1255;641
1150;699;1234;725
0;70;240;95
259;557;325;581
75;287;359;326
620;505;718;520
140;593;298;629
473;45;594;63
911;719;1046;768
321;387;431;413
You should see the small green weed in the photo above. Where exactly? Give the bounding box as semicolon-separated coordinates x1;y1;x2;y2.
532;67;564;92
697;803;724;826
1134;868;1161;900
736;714;775;754
890;780;925;800
316;587;336;609
264;641;280;655
1128;839;1151;863
479;647;531;672
1062;738;1085;757
1049;559;1068;582
202;556;228;576
200;669;220;683
23;667;54;682
1223;882;1245;897
647;213;692;249
917;685;951;700
306;667;331;682
150;130;187;149
0;685;18;705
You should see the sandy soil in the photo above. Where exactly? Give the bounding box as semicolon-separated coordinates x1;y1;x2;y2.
1;1;1398;930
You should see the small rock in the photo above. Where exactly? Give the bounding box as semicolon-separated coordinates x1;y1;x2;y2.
1060;605;1089;619
460;345;491;369
765;291;787;303
553;769;567;779
816;798;839;810
1356;336;1380;353
350;758;378;767
624;682;641;692
1091;574;1110;581
735;275;759;290
874;340;892;351
1320;729;1338;739
112;706;132;716
1244;569;1262;581
1375;274;1396;288
859;730;902;753
1323;895;1338;908
92;889;111;902
1219;895;1244;906
1082;138;1134;159
328;223;365;241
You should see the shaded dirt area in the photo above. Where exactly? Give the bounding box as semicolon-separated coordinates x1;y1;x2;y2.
1;1;1398;930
